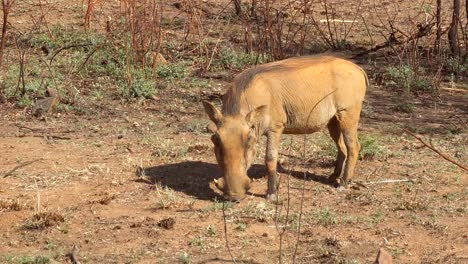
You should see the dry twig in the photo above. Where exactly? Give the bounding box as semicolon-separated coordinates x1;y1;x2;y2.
222;201;237;264
404;129;468;172
3;158;44;178
364;179;416;185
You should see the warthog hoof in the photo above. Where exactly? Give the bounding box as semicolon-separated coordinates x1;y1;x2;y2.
266;193;277;201
336;185;348;192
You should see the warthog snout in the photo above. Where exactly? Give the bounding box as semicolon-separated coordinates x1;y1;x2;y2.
214;177;252;201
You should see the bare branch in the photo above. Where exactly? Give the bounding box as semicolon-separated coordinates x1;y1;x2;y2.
404;129;468;172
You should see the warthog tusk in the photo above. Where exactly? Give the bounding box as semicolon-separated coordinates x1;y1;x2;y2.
214;178;218;184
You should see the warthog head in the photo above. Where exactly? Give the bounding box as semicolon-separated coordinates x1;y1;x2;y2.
203;101;267;201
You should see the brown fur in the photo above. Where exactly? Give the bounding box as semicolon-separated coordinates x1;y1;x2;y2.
204;55;368;201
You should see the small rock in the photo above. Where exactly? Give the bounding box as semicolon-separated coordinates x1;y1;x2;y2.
130;222;142;228
375;248;393;264
150;52;168;69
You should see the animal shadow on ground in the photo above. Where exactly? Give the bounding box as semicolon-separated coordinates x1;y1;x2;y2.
137;161;332;201
137;161;221;201
249;163;333;186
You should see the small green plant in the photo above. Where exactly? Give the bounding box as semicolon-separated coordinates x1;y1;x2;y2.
368;209;386;226
154;186;182;210
206;225;217;236
446;57;468;76
188;236;207;252
4;255;50;264
178;252;190;264
240;201;274;222
156;63;189;80
201;198;234;213
358;134;385;160
215;48;265;71
309;208;338;226
386;64;435;98
236;222;247;232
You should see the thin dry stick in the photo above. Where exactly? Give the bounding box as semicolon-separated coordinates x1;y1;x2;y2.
0;0;15;66
364;179;416;185
3;158;44;178
404;129;468;172
291;89;338;262
222;201;237;264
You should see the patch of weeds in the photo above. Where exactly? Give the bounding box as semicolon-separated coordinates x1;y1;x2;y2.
4;255;51;264
394;100;415;113
156;63;189;80
385;64;437;113
179;119;209;135
0;199;24;212
181;77;210;90
390;246;406;257
236;222;247;232
368;209;386;227
23;212;65;230
201;198;234;213
308;208;338;226
30;25;104;50
188;236;207;252
118;68;157;99
358;134;385;160
16;96;34;108
386;64;435;93
153;186;183;210
446;57;468;76
411;212;447;232
239;201;274;222
341;214;365;225
345;191;374;206
206;225;217;236
336;258;361;264
214;47;266;71
178;252;190;264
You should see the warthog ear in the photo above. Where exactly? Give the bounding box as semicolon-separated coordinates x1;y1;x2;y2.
203;101;223;128
245;105;267;126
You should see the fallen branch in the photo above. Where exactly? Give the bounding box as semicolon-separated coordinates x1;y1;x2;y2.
353;22;436;58
49;43;92;65
17;134;71;140
364;179;416;185
3;158;44;178
404;129;468;172
440;87;468;93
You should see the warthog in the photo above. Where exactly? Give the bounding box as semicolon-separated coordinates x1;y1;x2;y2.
203;55;368;201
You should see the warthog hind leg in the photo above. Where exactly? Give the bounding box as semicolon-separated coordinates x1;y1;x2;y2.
336;104;362;187
327;117;347;186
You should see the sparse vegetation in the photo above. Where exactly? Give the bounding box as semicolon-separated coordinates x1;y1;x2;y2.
23;212;65;230
308;208;338;226
0;0;466;263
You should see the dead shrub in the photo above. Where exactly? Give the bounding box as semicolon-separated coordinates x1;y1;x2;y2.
23;212;65;230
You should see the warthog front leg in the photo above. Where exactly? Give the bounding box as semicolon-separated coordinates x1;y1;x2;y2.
265;130;282;200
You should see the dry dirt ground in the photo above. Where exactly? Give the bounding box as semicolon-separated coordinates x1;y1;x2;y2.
1;1;468;264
